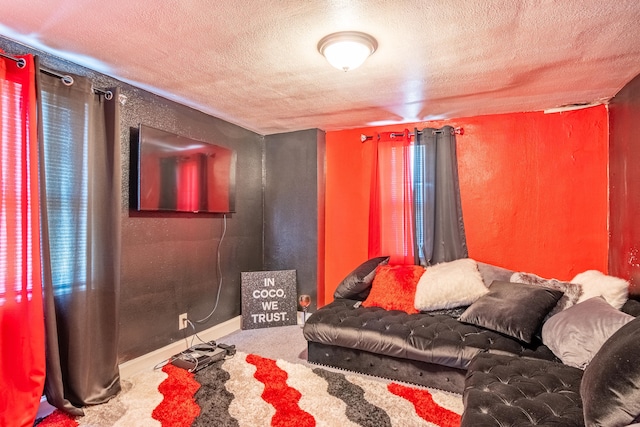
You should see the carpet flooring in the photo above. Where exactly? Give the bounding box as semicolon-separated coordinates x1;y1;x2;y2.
220;324;310;364
37;324;464;426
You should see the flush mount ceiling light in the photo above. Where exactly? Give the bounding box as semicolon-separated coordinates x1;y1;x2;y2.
317;31;378;72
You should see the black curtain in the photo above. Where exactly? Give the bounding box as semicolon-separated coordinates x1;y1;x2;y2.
413;126;467;266
38;71;121;415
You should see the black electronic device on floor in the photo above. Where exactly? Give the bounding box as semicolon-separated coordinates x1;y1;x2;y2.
171;341;236;372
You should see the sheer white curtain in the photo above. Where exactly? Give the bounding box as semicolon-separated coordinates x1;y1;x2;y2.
368;130;415;265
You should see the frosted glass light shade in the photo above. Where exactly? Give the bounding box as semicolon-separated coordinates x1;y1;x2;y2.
318;31;377;72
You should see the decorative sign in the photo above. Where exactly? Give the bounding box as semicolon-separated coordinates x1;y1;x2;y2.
241;270;297;330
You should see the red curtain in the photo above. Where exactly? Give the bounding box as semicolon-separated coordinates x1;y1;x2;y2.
0;53;46;426
368;129;415;265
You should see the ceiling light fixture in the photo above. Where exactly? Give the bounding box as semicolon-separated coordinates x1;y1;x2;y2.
317;31;378;72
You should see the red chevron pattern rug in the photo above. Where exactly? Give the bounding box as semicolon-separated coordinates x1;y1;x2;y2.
37;352;462;427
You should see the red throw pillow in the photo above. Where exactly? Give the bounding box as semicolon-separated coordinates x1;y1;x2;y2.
362;264;425;314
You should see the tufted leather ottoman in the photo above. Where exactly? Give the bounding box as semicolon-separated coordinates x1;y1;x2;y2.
461;353;584;426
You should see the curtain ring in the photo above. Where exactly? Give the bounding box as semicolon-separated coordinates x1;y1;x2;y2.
92;87;114;100
17;58;26;69
61;75;74;86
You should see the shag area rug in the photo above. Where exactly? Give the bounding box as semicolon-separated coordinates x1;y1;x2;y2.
38;352;463;427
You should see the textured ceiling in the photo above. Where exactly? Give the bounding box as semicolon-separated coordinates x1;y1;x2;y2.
1;0;639;135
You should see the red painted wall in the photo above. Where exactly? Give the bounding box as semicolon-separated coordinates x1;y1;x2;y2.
609;74;640;296
325;107;609;304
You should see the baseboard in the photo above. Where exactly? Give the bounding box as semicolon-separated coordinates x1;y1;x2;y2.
118;315;242;379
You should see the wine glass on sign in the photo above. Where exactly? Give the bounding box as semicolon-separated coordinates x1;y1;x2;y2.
298;294;311;326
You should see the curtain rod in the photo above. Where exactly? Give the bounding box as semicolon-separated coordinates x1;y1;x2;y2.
0;51;113;99
360;126;464;143
0;51;26;68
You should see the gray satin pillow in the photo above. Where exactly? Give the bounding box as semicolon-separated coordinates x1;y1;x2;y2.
476;261;514;287
459;281;564;344
510;271;583;317
541;296;633;369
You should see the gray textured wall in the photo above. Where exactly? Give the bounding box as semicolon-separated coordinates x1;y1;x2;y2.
264;129;326;311
0;36;265;362
119;101;264;361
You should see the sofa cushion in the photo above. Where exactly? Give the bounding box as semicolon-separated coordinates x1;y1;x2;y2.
459;281;564;344
581;316;640;426
414;258;488;311
462;353;584;427
333;256;390;300
510;271;582;317
361;264;425;313
572;269;629;309
542;296;634;369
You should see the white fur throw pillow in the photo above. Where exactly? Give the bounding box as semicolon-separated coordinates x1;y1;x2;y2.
572;270;629;309
414;258;488;311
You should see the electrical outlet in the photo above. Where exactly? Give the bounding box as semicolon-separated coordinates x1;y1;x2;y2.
178;313;188;330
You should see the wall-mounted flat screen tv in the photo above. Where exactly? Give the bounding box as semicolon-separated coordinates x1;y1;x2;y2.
135;124;237;213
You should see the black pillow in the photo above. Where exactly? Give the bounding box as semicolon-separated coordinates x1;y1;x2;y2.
621;297;640;317
459;281;564;344
333;256;390;300
581;316;640;426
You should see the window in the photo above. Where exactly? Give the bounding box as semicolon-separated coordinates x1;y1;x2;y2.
40;93;88;295
412;142;429;263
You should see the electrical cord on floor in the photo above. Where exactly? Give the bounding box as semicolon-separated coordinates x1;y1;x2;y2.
152;346;200;371
154;329;220;371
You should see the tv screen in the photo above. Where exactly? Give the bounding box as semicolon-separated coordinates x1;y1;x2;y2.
135;124;237;213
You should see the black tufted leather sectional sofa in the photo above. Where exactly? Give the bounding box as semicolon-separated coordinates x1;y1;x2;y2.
303;296;640;426
303;298;558;393
462;353;584;426
461;299;640;427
